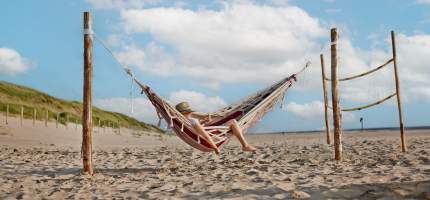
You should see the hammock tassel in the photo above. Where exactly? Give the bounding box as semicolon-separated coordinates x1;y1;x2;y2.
280;92;287;111
130;75;134;114
156;112;163;128
157;118;162;127
169;118;174;129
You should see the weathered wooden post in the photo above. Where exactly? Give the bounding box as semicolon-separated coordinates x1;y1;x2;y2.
103;121;106;133
33;108;36;127
66;115;69;129
118;120;121;134
391;30;406;152
56;113;59;128
45;109;48;127
330;28;343;161
20;106;24;127
82;11;94;175
5;104;9;125
320;54;331;145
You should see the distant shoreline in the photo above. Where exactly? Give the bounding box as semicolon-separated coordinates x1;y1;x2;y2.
253;125;430;135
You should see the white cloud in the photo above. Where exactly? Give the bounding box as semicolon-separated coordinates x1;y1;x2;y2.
0;47;30;76
286;100;355;122
286;101;325;119
416;0;430;5
85;0;159;9
169;90;227;112
95;97;158;123
95;90;227;124
119;3;325;85
107;1;430;106
115;43;175;76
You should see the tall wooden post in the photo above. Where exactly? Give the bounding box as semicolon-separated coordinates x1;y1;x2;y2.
33;108;36;127
56;113;59;128
45;109;48;127
118;120;121;134
330;28;343;161
82;11;94;175
66;115;69;129
391;30;406;152
320;54;331;145
20;106;23;127
5;104;9;125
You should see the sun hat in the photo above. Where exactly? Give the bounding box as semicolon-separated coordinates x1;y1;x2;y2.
175;102;194;113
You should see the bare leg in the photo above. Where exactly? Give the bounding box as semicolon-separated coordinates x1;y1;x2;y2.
194;124;220;154
227;120;257;152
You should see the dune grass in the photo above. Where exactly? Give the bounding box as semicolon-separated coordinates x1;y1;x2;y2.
0;81;163;133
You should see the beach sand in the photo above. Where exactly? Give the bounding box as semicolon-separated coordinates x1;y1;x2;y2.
0;117;429;199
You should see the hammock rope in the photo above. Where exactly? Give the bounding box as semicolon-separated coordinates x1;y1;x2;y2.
328;92;397;112
325;58;393;82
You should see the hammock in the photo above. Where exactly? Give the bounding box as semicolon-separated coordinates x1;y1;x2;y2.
125;63;309;152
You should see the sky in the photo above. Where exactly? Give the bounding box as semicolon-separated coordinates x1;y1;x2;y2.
1;0;429;132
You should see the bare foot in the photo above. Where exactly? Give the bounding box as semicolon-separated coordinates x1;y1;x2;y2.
214;147;220;154
242;145;257;152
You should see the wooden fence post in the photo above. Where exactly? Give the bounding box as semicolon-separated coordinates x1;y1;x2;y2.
56;113;59;128
33;108;36;127
118;120;121;134
330;28;343;161
45;109;48;127
5;104;9;125
320;54;331;145
20;106;24;127
82;11;94;175
391;30;406;152
66;115;69;129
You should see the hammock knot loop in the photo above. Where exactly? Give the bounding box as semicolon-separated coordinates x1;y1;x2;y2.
290;74;297;82
124;67;133;77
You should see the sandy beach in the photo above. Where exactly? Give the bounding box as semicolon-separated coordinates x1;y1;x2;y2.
0;117;429;199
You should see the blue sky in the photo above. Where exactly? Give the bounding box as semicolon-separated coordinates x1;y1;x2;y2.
1;0;429;132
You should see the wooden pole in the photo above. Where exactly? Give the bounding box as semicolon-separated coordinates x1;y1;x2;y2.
5;104;9;125
66;115;69;129
320;54;331;145
45;109;48;127
82;11;94;175
56;113;59;128
118;120;121;134
330;28;343;161
391;30;406;152
33;108;36;127
20;106;23;127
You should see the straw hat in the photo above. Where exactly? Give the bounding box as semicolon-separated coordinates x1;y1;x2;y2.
175;102;194;113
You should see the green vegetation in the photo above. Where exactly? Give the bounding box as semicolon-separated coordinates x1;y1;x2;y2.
0;81;163;133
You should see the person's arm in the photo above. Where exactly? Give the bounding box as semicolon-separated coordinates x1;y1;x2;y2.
191;112;210;121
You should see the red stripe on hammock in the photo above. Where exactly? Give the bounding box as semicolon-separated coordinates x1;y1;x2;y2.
206;111;243;126
145;88;229;151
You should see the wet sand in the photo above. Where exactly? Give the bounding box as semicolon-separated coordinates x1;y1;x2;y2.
0;117;429;199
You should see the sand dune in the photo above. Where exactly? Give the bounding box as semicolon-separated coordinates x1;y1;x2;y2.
0;117;429;199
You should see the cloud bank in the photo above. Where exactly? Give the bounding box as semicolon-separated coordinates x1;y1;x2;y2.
0;47;30;76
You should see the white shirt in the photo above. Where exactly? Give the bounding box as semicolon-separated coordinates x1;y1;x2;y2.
189;117;200;126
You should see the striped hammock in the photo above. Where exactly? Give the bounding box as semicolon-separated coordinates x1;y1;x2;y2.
127;63;309;152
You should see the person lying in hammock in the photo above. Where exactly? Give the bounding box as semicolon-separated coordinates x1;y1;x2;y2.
175;102;257;154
